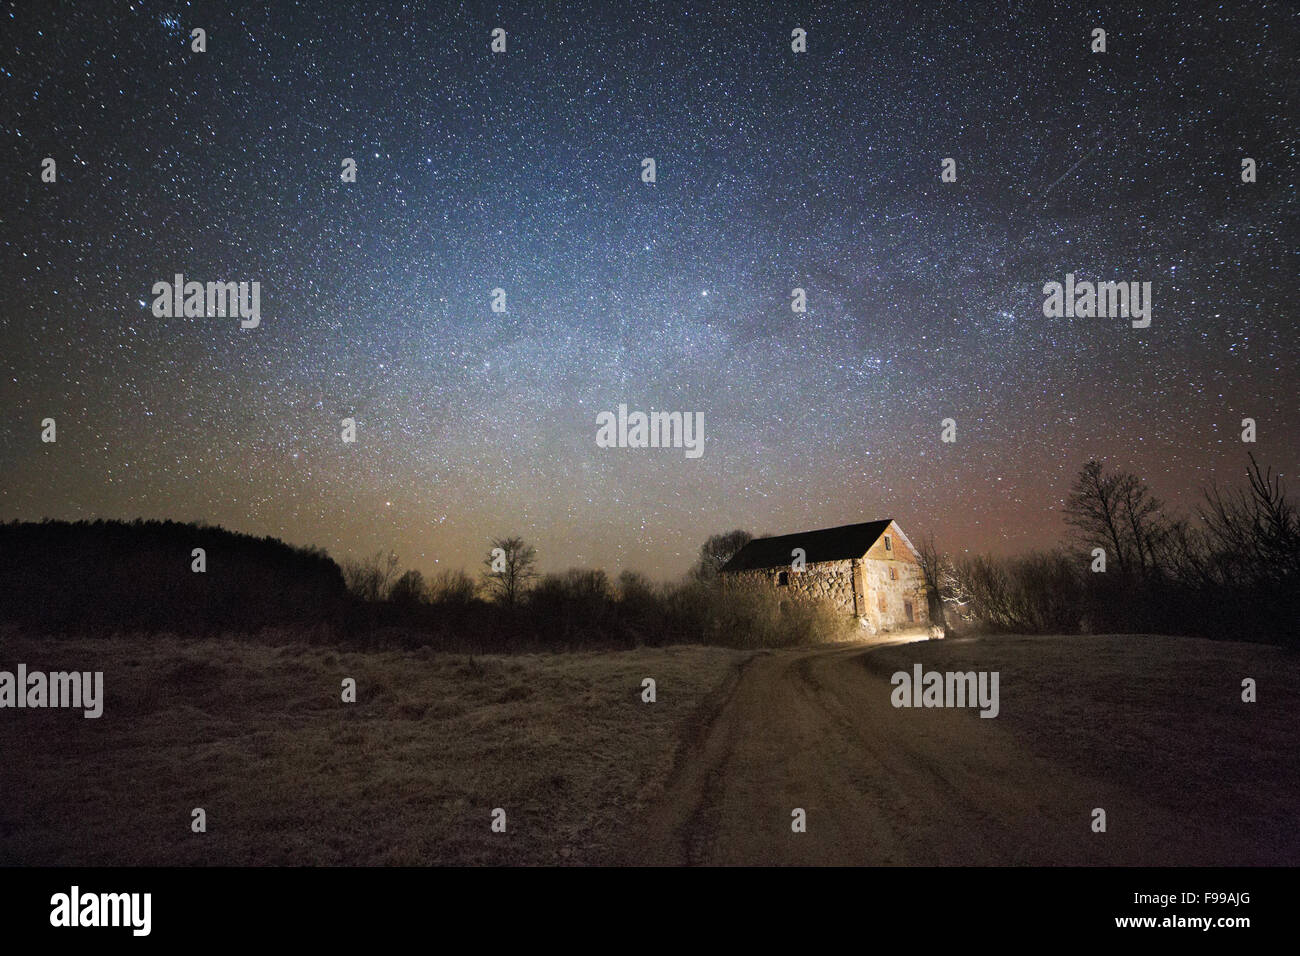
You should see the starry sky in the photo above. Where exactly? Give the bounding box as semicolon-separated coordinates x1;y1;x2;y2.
1;0;1296;580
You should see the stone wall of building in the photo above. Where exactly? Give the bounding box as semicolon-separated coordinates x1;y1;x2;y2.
727;559;858;615
722;523;932;632
863;557;929;631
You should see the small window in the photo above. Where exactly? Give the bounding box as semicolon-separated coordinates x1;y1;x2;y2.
884;535;892;552
889;566;898;581
904;599;914;622
777;571;789;586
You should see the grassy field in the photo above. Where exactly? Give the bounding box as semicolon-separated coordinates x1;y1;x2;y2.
863;633;1300;863
5;628;1295;866
0;629;744;865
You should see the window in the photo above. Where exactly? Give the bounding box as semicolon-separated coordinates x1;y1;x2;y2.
884;535;892;552
904;600;914;622
889;566;898;581
777;571;789;586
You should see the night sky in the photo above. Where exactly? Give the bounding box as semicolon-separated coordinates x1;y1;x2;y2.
2;0;1296;579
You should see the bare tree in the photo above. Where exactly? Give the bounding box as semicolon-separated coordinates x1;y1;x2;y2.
1065;459;1170;580
915;531;952;628
1197;454;1299;589
429;568;478;604
389;568;427;605
341;549;401;601
690;529;753;582
1066;460;1131;574
481;536;538;606
1118;475;1171;578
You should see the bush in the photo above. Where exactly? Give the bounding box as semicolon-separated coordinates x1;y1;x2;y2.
954;551;1083;634
658;578;854;649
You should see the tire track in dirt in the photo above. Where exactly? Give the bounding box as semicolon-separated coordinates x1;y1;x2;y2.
633;639;1207;865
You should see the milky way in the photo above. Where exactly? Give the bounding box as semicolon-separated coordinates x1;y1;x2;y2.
2;0;1296;578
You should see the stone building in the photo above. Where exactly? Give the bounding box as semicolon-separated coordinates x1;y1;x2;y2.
719;519;930;633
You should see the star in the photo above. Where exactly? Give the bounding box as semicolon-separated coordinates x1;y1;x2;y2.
0;0;1292;581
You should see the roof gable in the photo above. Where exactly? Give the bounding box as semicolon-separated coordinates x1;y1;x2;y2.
719;519;896;572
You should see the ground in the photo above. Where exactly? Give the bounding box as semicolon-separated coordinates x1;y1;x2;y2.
2;629;1296;865
636;633;1300;865
0;631;742;865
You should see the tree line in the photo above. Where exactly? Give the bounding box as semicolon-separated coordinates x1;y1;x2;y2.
0;519;845;650
0;518;347;634
921;455;1298;646
337;532;846;650
6;456;1289;649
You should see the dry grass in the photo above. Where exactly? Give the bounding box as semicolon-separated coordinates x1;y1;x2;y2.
0;629;743;865
862;632;1300;859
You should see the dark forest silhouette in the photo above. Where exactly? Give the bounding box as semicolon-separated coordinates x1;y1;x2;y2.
0;519;347;634
1;456;1294;649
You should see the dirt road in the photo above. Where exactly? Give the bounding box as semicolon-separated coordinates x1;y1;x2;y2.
633;639;1218;866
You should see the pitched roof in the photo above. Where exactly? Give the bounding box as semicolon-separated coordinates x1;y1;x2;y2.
719;519;896;572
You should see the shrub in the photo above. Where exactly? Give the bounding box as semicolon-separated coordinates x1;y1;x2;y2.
954;551;1083;634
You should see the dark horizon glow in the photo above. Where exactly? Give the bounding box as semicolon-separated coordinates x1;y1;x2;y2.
2;1;1296;580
